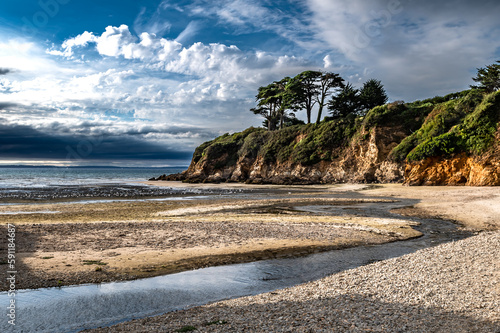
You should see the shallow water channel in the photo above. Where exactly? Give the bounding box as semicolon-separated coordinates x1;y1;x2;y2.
0;203;471;333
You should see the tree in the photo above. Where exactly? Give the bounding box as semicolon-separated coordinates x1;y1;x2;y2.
251;77;295;131
471;61;500;93
275;77;293;130
290;70;344;124
315;72;344;124
359;79;388;114
251;83;280;131
289;71;322;124
328;83;362;118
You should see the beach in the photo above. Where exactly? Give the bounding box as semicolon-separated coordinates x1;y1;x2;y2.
87;231;499;333
85;183;500;333
1;182;499;332
1;183;426;290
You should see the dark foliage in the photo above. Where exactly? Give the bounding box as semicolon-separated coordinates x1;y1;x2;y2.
471;61;500;93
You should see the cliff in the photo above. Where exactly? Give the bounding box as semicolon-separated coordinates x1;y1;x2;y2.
158;90;500;186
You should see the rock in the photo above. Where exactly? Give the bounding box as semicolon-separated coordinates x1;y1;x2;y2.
170;126;406;185
404;153;500;186
149;123;499;186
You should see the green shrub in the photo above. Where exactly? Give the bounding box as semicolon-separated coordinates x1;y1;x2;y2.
403;90;499;161
196;127;262;168
457;90;500;154
238;130;268;159
391;90;494;161
362;101;431;133
259;126;299;163
407;133;461;161
390;134;419;162
290;118;358;165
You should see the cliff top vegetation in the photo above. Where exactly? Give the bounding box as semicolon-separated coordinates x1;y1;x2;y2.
193;61;500;170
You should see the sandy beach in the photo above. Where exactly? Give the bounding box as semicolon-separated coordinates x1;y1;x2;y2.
84;183;500;333
1;183;499;332
1;183;425;290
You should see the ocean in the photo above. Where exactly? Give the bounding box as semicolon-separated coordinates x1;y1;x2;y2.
0;166;185;188
0;166;191;202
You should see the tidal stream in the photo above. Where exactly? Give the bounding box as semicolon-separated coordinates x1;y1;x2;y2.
0;203;471;333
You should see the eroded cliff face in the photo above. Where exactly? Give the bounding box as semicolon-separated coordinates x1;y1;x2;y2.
404;154;500;186
161;125;500;186
168;126;406;184
404;128;500;186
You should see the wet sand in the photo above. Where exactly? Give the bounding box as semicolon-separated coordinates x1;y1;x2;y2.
0;183;498;292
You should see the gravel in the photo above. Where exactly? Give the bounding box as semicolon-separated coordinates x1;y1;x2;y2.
87;231;500;333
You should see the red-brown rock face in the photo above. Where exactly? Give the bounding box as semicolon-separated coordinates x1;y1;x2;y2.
404;153;500;186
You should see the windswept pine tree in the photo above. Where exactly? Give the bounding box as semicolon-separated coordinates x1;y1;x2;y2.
471;61;500;93
251;70;344;128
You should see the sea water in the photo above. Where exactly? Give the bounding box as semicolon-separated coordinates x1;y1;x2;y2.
0;166;203;202
0;166;185;188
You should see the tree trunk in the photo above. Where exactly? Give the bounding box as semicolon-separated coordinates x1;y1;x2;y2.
316;90;327;124
315;107;322;124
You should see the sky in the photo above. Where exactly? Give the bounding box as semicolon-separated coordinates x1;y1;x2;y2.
0;0;499;166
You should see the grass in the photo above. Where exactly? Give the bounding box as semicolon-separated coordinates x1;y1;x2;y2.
404;90;500;161
194;127;264;169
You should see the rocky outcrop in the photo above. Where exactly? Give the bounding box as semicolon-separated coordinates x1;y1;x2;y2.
156;125;500;186
403;127;500;187
154;90;500;186
404;123;500;186
159;126;406;185
404;154;500;186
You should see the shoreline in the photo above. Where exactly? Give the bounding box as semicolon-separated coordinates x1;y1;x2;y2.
1;183;499;332
81;183;500;333
1;183;498;291
1;183;499;291
0;189;422;291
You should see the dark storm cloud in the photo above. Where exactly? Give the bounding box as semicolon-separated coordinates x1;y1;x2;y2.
32;119;216;139
0;68;11;75
0;103;18;110
0;123;193;161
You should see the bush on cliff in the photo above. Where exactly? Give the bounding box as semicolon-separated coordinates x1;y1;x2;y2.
403;90;500;161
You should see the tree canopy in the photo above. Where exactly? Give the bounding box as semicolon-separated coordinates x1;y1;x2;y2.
251;70;346;130
288;71;322;124
471;61;500;93
359;79;388;114
328;83;362;118
328;79;388;118
315;72;344;124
